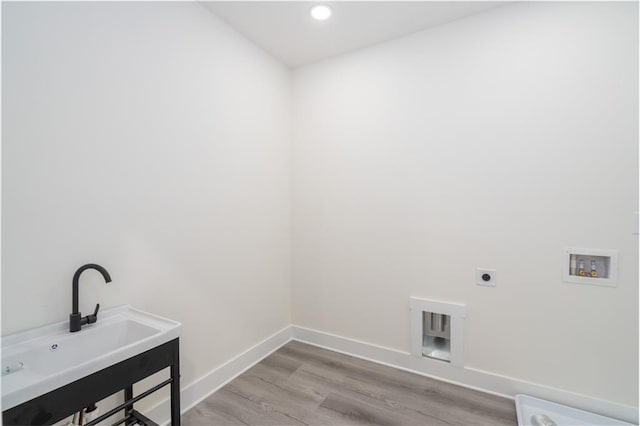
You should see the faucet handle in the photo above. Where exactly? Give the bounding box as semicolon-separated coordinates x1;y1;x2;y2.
86;304;100;324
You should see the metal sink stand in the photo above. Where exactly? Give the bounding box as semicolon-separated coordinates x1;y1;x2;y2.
3;339;180;426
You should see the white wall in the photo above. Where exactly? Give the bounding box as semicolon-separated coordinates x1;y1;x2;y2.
292;1;638;407
2;0;291;408
3;0;638;417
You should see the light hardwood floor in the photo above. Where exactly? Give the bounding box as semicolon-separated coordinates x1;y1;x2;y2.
182;341;517;425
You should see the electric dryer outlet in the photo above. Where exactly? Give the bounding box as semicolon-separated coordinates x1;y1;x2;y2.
476;268;496;286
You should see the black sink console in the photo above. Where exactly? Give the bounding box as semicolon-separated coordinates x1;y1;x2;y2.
2;338;180;426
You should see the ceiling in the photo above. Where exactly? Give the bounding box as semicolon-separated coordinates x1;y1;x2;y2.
201;2;507;68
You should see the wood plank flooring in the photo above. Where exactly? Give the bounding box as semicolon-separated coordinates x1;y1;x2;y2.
182;341;517;425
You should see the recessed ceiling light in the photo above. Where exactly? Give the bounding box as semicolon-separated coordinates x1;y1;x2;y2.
310;5;332;21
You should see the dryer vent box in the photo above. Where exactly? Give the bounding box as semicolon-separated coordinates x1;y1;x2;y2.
410;297;466;367
422;312;451;362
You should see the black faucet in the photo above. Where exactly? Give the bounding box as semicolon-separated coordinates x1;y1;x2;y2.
69;264;112;332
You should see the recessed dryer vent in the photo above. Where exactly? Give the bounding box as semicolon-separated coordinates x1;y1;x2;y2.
423;312;451;362
410;297;466;367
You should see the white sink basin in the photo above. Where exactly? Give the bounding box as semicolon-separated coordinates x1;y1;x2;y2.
1;305;181;410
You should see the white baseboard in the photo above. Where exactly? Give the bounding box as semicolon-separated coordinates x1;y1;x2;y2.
146;325;293;425
144;324;637;425
291;326;639;425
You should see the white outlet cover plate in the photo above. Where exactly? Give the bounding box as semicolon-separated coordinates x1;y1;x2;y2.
476;268;496;286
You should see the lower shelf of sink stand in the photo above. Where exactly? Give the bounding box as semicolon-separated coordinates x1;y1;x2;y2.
116;409;158;426
2;338;181;426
